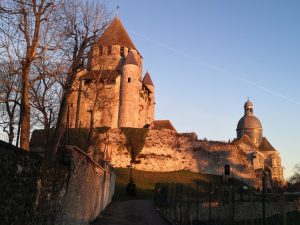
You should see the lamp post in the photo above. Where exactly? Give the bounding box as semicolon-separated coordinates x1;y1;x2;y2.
126;147;136;197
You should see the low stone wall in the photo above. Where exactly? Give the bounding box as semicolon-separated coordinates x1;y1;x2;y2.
61;146;116;225
0;141;115;225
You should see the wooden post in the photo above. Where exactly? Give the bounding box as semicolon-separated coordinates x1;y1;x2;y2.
262;172;266;225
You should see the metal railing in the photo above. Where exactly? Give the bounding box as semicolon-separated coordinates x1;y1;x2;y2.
154;182;300;225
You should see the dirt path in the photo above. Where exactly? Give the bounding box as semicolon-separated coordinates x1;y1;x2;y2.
91;199;170;225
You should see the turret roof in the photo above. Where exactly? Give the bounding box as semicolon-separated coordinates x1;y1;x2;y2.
142;71;154;86
124;51;139;66
96;16;137;50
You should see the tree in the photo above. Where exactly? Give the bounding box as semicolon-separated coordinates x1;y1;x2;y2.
0;48;21;144
0;0;59;150
287;162;300;192
30;53;62;129
48;0;109;160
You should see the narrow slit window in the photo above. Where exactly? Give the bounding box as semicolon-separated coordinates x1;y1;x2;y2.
108;46;112;55
128;77;131;83
99;46;103;56
120;47;125;58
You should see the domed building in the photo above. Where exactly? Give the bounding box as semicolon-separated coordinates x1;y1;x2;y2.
236;99;263;145
235;99;285;187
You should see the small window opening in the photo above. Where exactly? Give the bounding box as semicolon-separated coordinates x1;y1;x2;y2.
93;46;99;56
128;77;131;83
84;79;92;85
120;47;125;58
99;46;103;56
108;46;112;55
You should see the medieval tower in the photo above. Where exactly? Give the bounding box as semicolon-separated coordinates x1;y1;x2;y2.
68;16;155;128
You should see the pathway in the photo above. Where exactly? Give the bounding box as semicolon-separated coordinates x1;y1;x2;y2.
91;199;170;225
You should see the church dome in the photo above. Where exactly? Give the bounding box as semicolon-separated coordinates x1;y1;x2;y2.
236;99;263;145
237;115;262;130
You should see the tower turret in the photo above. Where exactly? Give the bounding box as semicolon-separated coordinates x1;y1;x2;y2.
118;51;141;127
142;71;155;124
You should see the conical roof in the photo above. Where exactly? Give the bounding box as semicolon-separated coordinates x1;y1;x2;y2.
124;51;139;66
97;16;137;50
142;71;154;86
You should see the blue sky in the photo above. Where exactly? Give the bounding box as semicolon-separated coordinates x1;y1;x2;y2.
108;0;300;178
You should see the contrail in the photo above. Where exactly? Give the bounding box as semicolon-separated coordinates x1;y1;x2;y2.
131;30;300;106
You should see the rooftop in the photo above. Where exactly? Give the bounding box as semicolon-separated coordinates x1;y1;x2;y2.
96;16;137;50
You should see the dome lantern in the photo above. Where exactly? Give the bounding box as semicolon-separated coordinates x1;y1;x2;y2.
244;98;254;115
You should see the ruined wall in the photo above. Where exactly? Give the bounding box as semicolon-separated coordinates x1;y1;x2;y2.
0;141;115;225
92;129;259;186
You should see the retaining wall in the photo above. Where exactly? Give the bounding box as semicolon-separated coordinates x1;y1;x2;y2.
0;141;115;225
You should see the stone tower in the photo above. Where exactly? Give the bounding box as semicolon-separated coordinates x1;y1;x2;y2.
142;71;155;125
119;51;141;127
68;16;155;128
236;99;263;145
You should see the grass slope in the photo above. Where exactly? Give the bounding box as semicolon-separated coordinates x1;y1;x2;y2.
114;168;227;200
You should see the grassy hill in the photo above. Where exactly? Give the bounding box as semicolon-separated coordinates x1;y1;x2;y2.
113;168;241;200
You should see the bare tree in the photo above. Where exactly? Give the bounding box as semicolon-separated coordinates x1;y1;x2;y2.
0;0;60;150
0;50;21;144
30;52;62;129
48;0;109;160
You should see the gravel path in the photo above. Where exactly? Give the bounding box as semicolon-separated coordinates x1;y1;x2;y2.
91;199;170;225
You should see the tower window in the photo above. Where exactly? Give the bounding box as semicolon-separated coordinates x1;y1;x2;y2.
99;46;103;56
93;46;99;56
108;46;112;55
128;77;131;83
84;79;92;85
120;47;125;58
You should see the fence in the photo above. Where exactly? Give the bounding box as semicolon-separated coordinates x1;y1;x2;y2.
154;182;300;225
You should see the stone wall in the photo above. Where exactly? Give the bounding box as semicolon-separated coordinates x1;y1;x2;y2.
92;129;260;186
0;141;115;225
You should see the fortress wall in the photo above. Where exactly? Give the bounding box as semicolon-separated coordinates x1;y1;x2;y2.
0;141;115;225
92;129;259;186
